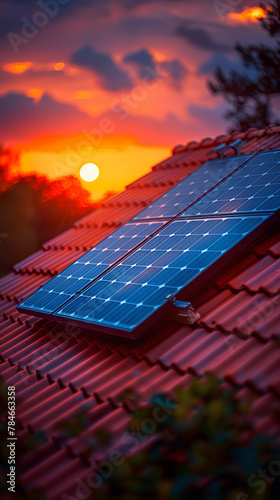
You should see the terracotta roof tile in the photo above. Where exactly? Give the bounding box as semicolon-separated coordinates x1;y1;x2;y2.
126;162;194;189
74;204;139;228
201;290;280;339
27;390;87;433
240;258;280;294
214;337;280;394
42;226;113;251
70;353;135;395
253;231;280;257
228;255;279;293
268;240;280;257
213;134;229;145
0;274;48;302
15;248;85;275
144;325;193;364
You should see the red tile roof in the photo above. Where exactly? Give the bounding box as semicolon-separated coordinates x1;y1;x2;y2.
1;125;280;499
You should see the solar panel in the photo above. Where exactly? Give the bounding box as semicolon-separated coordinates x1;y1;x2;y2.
54;215;270;335
16;148;279;338
182;150;280;217
17;221;164;318
134;155;252;220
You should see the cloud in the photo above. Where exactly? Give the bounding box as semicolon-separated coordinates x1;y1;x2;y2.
123;48;187;90
176;24;231;52
0;0;96;32
102;108;227;146
188;103;227;130
70;45;133;91
160;59;187;90
123;49;155;79
0;90;227;149
199;53;259;80
0;92;93;143
199;54;240;74
0;0;184;48
121;0;186;6
0;90;190;147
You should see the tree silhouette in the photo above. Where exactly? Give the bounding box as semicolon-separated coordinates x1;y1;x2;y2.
0;172;96;276
209;1;280;131
0;146;108;276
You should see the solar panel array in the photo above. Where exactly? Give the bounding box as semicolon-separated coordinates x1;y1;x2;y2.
55;216;268;331
17;150;280;336
18;221;164;316
134;155;251;219
183;151;280;217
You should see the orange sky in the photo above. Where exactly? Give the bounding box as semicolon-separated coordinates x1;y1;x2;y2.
18;134;170;199
0;2;268;200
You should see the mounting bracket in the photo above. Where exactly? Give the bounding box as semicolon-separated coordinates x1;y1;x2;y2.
166;295;201;325
211;138;244;158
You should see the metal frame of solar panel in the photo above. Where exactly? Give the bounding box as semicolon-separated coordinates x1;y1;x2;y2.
181;150;280;217
53;213;276;338
17;149;280;339
17;221;165;319
134;155;252;220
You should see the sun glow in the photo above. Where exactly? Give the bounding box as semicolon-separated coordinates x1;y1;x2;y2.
75;90;95;100
79;163;100;182
27;89;43;100
3;61;65;74
229;7;266;23
3;62;32;74
54;62;65;71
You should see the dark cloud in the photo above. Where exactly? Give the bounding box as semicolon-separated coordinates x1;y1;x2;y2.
0;0;77;41
160;59;187;90
124;48;187;90
123;49;155;79
0;0;185;42
70;45;133;91
176;24;231;52
121;0;185;6
0;92;92;143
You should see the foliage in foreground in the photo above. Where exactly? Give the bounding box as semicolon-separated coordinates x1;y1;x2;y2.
88;375;280;500
1;374;280;500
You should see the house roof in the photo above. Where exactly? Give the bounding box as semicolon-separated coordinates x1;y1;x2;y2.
1;125;280;499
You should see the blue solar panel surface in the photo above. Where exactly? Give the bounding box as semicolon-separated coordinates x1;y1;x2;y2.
182;151;280;217
55;216;268;331
134;155;251;219
18;221;164;316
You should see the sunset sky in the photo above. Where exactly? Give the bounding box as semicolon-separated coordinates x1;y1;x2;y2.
0;0;270;200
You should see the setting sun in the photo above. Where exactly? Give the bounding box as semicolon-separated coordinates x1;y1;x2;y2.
80;162;100;182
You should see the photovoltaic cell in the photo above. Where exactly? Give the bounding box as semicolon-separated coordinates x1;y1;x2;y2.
133;155;251;220
17;221;164;317
55;216;268;332
182;150;280;217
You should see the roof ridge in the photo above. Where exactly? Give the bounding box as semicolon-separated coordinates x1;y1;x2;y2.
172;125;280;156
